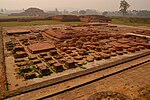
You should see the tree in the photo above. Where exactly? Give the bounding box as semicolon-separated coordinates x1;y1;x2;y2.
4;8;7;12
120;0;130;16
102;11;108;16
55;8;58;13
71;11;79;15
1;8;4;12
79;10;86;15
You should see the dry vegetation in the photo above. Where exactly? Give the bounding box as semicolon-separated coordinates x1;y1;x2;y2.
0;20;85;27
112;17;150;26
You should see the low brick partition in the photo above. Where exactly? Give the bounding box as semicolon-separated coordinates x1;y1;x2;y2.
0;27;7;98
52;15;80;22
80;15;111;22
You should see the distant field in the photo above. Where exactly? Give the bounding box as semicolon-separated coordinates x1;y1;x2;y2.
0;20;85;27
0;15;34;18
111;17;150;27
0;16;150;27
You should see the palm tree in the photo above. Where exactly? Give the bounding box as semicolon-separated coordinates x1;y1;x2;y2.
120;0;130;16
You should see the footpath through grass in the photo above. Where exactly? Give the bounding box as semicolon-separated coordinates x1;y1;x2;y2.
0;20;85;27
111;17;150;27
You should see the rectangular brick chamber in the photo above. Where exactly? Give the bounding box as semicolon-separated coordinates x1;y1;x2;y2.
27;42;55;54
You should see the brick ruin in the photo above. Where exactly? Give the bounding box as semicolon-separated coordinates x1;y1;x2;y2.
27;42;55;54
80;15;111;22
6;29;30;35
42;27;106;42
4;25;150;80
52;15;80;22
133;30;150;36
51;15;111;22
2;11;112;22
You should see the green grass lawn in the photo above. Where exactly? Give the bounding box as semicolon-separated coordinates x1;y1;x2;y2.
0;20;86;27
111;17;150;27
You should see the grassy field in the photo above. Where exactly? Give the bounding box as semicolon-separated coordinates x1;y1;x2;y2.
0;15;38;18
111;17;150;27
0;15;150;27
0;20;85;27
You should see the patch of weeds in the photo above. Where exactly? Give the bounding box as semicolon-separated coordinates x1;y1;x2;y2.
79;65;87;69
17;70;24;76
32;66;39;72
5;80;9;91
37;74;43;78
26;61;34;67
75;63;87;69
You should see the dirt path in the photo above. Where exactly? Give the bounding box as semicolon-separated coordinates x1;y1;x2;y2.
47;62;150;100
0;27;6;98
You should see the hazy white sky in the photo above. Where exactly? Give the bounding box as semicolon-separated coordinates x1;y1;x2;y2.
0;0;150;11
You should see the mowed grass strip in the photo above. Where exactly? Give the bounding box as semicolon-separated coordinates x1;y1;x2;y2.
111;17;150;26
0;20;86;27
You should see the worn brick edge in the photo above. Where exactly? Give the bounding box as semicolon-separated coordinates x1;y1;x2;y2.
0;27;7;98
